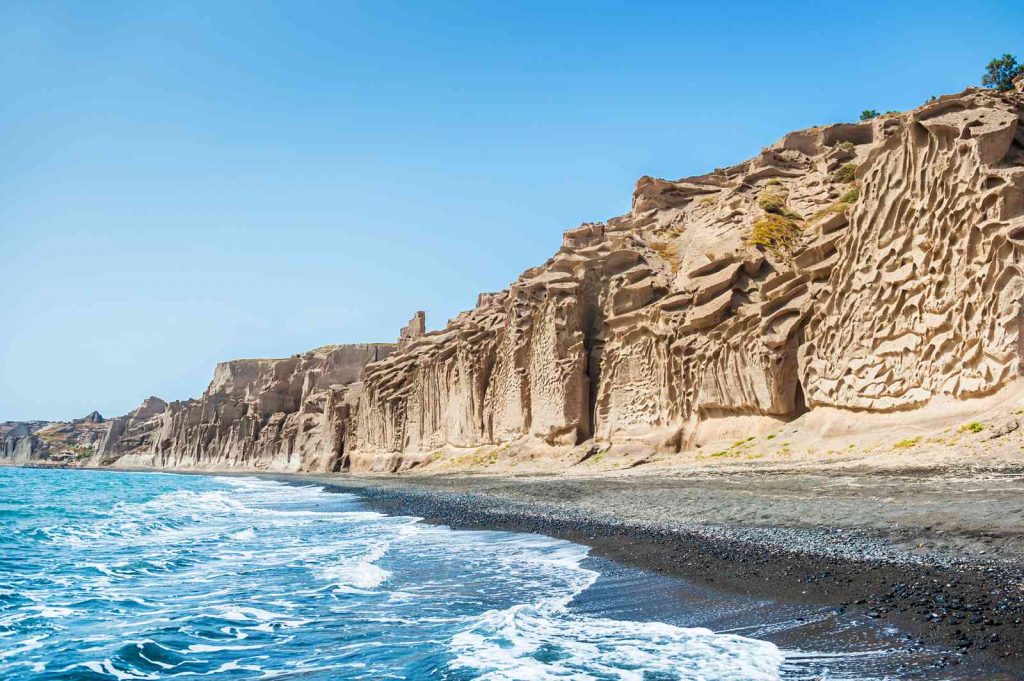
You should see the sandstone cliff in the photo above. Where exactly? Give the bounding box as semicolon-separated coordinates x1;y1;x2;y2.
92;343;396;472
1;344;394;472
5;86;1023;476
347;86;1024;471
1;411;107;466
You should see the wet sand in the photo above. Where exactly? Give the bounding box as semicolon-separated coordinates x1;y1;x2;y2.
284;466;1024;679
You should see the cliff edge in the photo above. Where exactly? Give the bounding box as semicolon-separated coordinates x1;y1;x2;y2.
2;344;394;473
4;86;1023;475
347;86;1024;471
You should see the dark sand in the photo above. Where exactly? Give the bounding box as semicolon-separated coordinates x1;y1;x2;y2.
282;467;1024;680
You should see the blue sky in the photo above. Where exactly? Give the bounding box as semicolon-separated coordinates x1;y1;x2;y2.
3;1;1022;421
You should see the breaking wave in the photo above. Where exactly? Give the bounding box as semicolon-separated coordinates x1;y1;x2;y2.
0;468;788;679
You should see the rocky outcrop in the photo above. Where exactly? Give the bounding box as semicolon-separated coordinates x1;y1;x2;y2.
1;413;108;466
5;87;1022;476
95;344;395;472
4;344;394;472
398;312;426;350
801;97;1024;411
93;396;169;466
347;87;1024;470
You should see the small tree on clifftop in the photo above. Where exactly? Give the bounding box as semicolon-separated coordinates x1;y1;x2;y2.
859;110;880;121
982;53;1023;91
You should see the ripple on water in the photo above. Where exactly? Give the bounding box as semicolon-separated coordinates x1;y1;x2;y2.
0;469;796;680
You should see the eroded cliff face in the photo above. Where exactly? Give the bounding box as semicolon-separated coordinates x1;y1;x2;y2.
348;87;1024;471
93;343;395;472
6;87;1022;475
1;412;107;466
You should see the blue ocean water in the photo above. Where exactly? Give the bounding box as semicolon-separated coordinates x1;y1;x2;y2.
0;467;786;679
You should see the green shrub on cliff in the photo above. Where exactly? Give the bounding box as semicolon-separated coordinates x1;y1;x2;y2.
757;190;786;214
982;53;1023;91
749;214;801;256
831;163;858;183
839;186;860;204
757;187;803;221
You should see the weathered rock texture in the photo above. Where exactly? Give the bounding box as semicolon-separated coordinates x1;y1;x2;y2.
1;412;107;466
5;88;1023;475
100;344;395;472
398;312;426;350
347;87;1024;470
4;345;394;473
0;344;391;472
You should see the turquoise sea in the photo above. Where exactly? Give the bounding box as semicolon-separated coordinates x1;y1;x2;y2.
0;467;787;679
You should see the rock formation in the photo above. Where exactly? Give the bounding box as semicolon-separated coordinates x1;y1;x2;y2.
346;86;1024;470
1;413;108;465
3;345;398;472
93;344;396;472
4;87;1022;474
398;311;427;350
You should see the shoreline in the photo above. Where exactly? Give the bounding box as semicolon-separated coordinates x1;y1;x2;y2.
282;470;1024;680
10;463;1024;678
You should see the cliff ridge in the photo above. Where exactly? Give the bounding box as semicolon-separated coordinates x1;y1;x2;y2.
4;86;1023;475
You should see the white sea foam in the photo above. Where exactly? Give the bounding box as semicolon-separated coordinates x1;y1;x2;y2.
1;469;806;680
212;605;309;628
0;634;47;660
315;541;393;590
205;660;266;675
318;561;391;591
79;658;154;680
449;538;785;680
186;641;266;653
230;527;256;541
28;605;75;619
451;604;785;680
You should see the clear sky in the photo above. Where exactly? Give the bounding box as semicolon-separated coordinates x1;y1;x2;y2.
3;1;1022;421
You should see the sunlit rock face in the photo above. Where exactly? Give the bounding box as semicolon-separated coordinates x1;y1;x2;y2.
0;412;108;466
96;344;395;472
6;89;1022;475
349;87;1024;469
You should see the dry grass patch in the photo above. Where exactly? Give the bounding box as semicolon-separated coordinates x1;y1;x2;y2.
749;214;802;256
830;163;858;183
649;240;680;273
